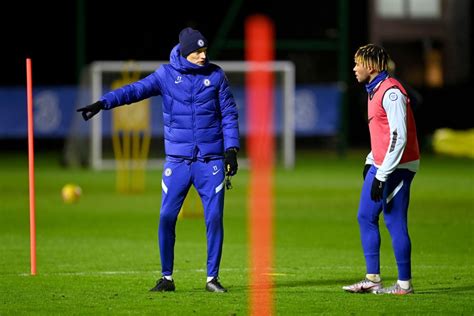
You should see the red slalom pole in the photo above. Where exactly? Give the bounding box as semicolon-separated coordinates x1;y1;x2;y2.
26;58;37;275
245;15;275;316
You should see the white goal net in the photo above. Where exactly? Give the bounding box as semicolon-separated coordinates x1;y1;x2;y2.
66;60;295;170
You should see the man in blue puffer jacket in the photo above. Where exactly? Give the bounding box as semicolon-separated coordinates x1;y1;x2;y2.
78;27;240;293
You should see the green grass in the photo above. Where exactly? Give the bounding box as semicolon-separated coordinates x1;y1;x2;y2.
1;150;473;315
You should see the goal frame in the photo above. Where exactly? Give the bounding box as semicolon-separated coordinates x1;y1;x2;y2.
88;60;295;170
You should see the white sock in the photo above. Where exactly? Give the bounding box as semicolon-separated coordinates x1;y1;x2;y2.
366;274;381;283
397;280;411;289
207;276;215;283
163;275;173;281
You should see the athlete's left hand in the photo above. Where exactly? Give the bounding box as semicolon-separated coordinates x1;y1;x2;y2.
224;148;238;176
371;177;385;202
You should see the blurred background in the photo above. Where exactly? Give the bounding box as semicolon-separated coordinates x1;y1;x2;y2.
1;0;472;163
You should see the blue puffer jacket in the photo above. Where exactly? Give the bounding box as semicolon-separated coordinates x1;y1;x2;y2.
100;44;240;160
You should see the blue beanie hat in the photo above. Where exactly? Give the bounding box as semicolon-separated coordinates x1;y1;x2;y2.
179;27;208;57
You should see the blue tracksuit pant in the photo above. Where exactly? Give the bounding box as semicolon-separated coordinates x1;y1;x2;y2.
159;157;225;278
357;165;415;281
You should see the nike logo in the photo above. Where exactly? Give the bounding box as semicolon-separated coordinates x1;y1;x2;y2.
212;169;221;175
174;76;182;84
368;116;374;124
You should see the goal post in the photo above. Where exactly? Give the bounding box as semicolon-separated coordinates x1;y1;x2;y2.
83;60;295;170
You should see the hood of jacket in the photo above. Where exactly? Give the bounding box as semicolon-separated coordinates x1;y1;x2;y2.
169;44;210;74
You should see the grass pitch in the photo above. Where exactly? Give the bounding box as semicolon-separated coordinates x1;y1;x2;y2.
0;150;473;315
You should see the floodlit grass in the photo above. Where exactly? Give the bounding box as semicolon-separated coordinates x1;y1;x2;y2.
1;150;473;315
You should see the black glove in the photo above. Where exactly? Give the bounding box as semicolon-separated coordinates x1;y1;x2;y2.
224;148;238;176
77;101;104;121
370;177;385;202
363;164;371;180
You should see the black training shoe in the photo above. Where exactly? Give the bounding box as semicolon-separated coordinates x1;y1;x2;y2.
150;277;175;292
206;278;227;293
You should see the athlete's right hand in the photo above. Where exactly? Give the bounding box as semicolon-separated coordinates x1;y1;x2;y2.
77;101;104;121
362;164;371;180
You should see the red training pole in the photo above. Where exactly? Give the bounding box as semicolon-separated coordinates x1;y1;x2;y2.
245;14;275;316
26;58;37;275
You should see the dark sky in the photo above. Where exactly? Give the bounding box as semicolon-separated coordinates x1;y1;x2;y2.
5;1;472;142
4;0;368;86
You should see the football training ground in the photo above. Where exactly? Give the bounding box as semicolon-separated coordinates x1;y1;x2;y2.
1;150;472;315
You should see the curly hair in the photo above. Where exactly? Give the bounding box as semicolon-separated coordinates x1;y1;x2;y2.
354;44;390;72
